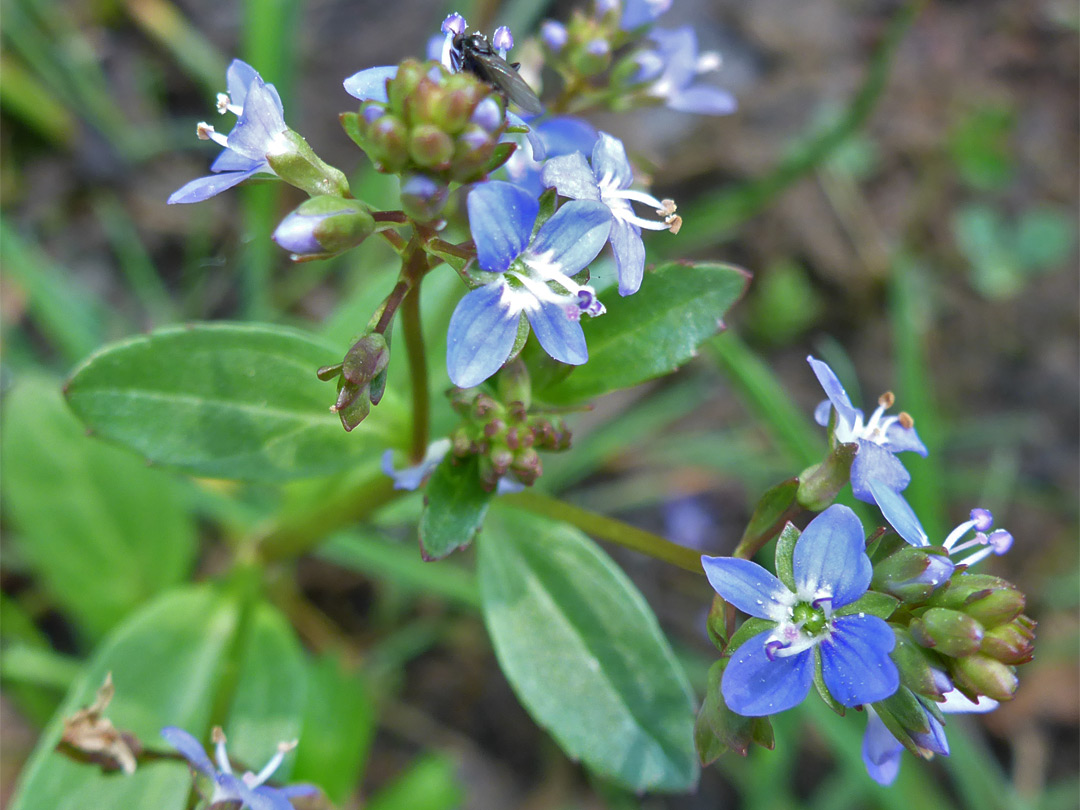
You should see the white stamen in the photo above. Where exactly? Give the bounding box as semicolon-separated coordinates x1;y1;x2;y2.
211;727;232;774
196;122;229;149
942;519;978;551
696;51;723;73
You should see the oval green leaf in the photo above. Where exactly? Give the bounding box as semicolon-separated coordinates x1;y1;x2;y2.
478;508;698;792
419;457;494;560
537;261;749;404
65;322;404;482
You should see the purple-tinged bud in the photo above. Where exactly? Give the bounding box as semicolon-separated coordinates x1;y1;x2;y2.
575;38;613;76
400;173;450;222
873;546;955;603
492;26;514;54
910;713;950;757
929;573;1025;627
970;508;994;532
408;124;455;168
342;333;390;387
491;448;513;476
363;103;387;125
980;615;1036;665
272;196;375;260
540;20;569;52
586;38;611;56
950;654;1018;702
930;667;954;696
511;447;542;485
595;0;618;16
471;97;503;132
892;627;949;700
442;13;466;36
910;608;985;658
368;114;410;172
273;212;322;256
450;124;497;182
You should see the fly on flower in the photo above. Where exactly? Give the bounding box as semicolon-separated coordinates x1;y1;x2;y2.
446;19;544;115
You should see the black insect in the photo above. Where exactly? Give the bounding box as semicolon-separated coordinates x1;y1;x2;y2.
450;32;544;115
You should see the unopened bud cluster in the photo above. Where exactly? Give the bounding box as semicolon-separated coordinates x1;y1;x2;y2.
344;59;510;194
447;388;571;490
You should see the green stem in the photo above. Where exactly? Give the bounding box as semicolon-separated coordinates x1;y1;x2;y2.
503;491;702;573
402;282;428;464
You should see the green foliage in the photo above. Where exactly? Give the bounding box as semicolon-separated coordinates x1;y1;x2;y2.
1;376;196;641
478;508;699;792
364;754;465;810
418;456;495;560
64;323;404;482
948;104;1015;191
536;261;750;404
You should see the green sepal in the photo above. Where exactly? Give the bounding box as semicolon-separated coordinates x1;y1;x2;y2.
483;142;516;174
891;625;947;700
741;477;799;552
694;658;775;764
813;653;846;716
874;687;935;758
727;617;773;654
796;441;857;511
705;595;728;651
834;590;900;620
265;130;350;197
773;521;801;591
340;111;364;149
504;315;531;366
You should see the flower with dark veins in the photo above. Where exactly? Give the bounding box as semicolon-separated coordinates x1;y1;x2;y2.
702;504;900;716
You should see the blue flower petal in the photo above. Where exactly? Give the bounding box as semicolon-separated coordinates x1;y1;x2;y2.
210;148;262;173
668;84;738;115
722;629;814;716
701;556;790;620
862;710;903;786
884;422;929;456
527;200;611;275
647;27;698;89
506;112;546;161
911;710;949;757
467;181;537;273
343;65;398;103
226;78;287;162
539;117;598;157
621;0;671;29
167;168;263;204
851;440;911;502
806;356;860;429
610;218;646;296
591;132;633;189
820;614;899;707
446;282;522;388
869;480;928;547
279;784;320;798
226;60;257;108
813;399;833;427
792;504;871;609
540;153;601;202
249;785;300;810
526;299;587;366
161;727;215;777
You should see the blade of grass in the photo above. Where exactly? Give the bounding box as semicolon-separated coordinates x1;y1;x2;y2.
0;54;76;145
124;0;227;94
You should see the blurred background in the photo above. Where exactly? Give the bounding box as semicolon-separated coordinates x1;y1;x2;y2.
1;0;1077;808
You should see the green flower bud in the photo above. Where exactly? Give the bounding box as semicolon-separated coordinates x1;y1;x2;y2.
872;545;954;603
273;196;375;260
388;59;429;115
342;333;390;387
367;114;410;173
891;626;949;700
408;123;455;168
950;654;1018;702
910;608;984;657
264;130;350;197
980;615;1036;665
929;573;1025;628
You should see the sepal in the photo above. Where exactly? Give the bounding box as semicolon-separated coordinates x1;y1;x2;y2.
265;130;350;197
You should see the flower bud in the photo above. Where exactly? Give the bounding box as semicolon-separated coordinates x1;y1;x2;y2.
264;130;350;197
950;654;1018;702
980;615;1036;665
342;333;390;388
273;196;375;260
388;59;429;115
408;123;455;168
910;608;984;658
873;546;955;603
796;442;857;511
929;574;1025;628
574;38;612;76
540;20;569;52
400;174;450;222
367;114;410;172
891;627;949;700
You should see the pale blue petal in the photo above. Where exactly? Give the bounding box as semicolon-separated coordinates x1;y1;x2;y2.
591;132;633;189
210;148;262;173
869;480;928;547
527;200;611;274
884;422;929;456
813;399;833;427
161;727;215;776
526;300;587;366
700;556;790;620
467;181;537;273
540;153;601;201
610;218;645;295
226;59;258;107
279;784;320;798
343;65;398;103
793;504;870;609
507;112;546;161
722;630;814;716
862;711;903;786
851;441;910;502
539;117;598;157
226;78;286;162
167;168;262;204
820;614;899;707
911;710;949;757
806;356;860;428
648;27;698;89
621;0;671;29
668;84;737;115
446;283;521;388
245;784;294;810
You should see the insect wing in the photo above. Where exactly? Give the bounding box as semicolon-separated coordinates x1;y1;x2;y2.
466;47;543;115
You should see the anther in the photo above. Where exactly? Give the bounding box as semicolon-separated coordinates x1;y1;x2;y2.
196;122;215;140
216;93;231;114
878;391;895;408
899;411;914;429
211;726;226;744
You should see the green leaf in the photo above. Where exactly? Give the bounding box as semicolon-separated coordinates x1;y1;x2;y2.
292;654;376;803
1;376;196;640
223;602;307;779
419;457;494;560
64;322;404;482
537;261;749;404
478;508;698;792
835;590;900;620
9;587;239;810
365;754;464;810
773;521;802;592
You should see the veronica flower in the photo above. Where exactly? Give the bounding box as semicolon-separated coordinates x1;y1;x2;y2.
870;481;1013;569
808;356;929;503
862;690;998;786
633;27;736;116
542;132;678;295
162;726;316;810
503;116;598;197
447;181;611;388
169;60;287;204
702;504;900;716
620;0;673;30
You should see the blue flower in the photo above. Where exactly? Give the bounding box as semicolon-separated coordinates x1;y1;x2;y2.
620;0;672;30
869;481;1013;569
447;181;611;388
633;27;736;115
807;356;929;503
162;726;316;810
541;131;678;296
503;116;598;197
702;504;900;716
862;690;998;786
168;60;287;204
